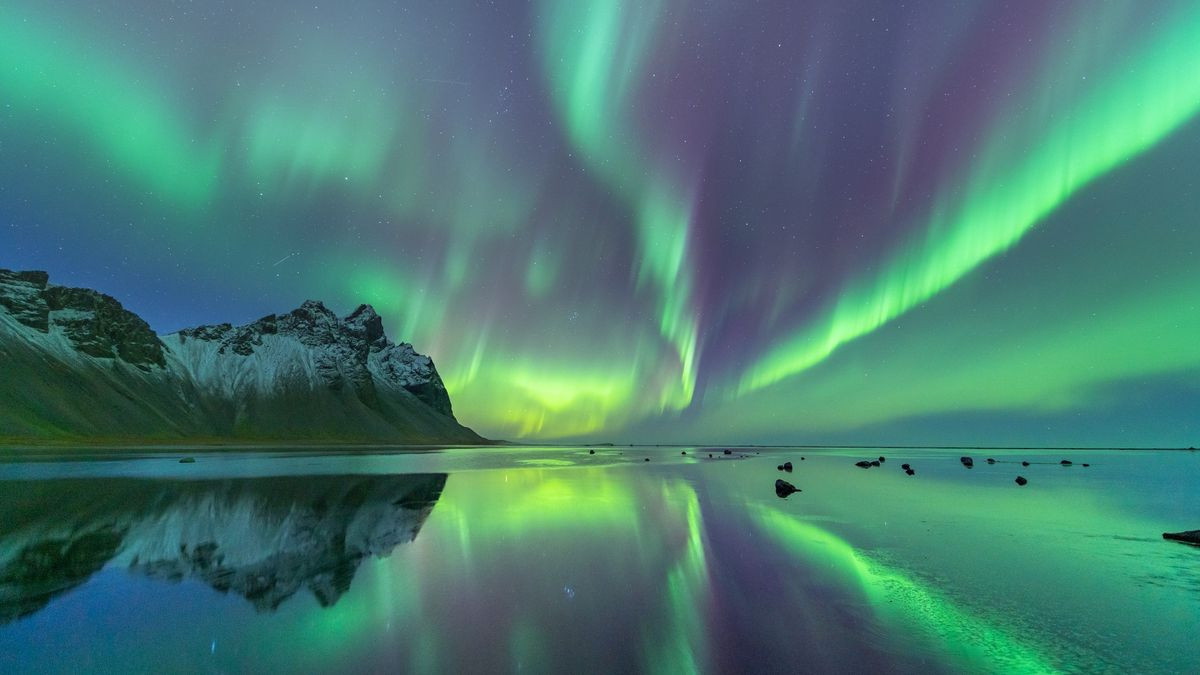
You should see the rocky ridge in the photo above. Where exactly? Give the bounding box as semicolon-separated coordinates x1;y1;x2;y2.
0;268;482;443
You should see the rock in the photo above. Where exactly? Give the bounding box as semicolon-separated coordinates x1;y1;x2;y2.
1081;463;1090;467
986;458;996;464
905;468;915;476
901;463;910;470
644;458;650;462
1021;461;1030;467
589;449;595;454
777;465;784;471
1015;476;1028;486
723;449;732;455
178;457;196;464
1163;530;1200;545
855;460;872;468
708;453;713;458
960;456;974;468
878;456;886;463
800;457;806;461
681;451;687;455
870;460;880;467
1060;460;1073;466
775;479;801;498
783;461;793;472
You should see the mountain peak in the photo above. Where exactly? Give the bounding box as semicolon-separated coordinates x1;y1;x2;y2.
0;270;482;443
171;297;456;418
295;299;334;315
343;304;385;347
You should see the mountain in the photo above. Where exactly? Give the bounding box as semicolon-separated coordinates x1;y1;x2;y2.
0;474;447;622
0;268;485;443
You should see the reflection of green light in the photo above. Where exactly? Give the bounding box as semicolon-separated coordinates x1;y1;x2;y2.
287;557;418;668
743;3;1200;394
430;468;711;672
751;506;1057;673
647;482;710;674
509;616;550;673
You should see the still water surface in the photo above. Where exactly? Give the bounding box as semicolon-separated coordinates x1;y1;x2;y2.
0;447;1197;673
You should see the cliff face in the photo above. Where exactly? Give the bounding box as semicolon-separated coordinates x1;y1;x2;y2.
0;269;164;367
0;269;484;443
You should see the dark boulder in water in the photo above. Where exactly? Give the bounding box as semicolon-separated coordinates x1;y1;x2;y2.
1060;460;1073;466
1081;463;1090;467
178;457;195;464
777;465;784;471
855;460;872;468
1015;476;1028;486
681;451;687;455
870;460;880;467
960;456;974;468
723;449;732;455
1163;530;1200;545
589;449;595;454
1021;461;1029;467
878;456;886;463
644;458;650;462
800;457;805;461
905;468;915;476
775;479;801;498
901;463;910;470
783;461;793;472
986;458;996;464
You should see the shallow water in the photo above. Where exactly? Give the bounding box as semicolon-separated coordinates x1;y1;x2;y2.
0;447;1197;673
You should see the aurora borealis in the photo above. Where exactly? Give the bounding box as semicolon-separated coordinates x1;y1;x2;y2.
2;1;1198;443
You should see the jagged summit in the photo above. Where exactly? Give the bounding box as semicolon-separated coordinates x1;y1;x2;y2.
170;297;455;417
0;268;481;443
0;268;165;368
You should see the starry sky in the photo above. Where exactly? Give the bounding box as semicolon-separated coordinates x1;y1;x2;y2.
2;0;1198;445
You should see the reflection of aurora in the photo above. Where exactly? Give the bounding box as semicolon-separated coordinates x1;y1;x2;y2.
750;507;1057;674
283;468;715;673
3;450;1199;673
282;464;1071;673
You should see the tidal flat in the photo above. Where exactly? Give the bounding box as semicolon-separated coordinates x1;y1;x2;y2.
0;447;1197;673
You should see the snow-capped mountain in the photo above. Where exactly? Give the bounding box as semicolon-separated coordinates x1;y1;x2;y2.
0;268;484;443
0;474;447;622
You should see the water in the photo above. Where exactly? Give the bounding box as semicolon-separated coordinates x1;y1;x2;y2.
0;447;1197;673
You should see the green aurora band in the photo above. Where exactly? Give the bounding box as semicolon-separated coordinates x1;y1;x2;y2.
741;3;1200;394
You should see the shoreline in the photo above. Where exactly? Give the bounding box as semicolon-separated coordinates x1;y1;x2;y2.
0;439;1192;459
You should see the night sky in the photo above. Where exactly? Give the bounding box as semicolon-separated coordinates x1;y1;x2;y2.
2;1;1198;444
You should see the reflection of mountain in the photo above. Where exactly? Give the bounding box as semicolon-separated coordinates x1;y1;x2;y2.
0;474;446;623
